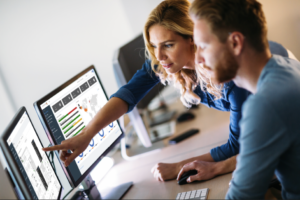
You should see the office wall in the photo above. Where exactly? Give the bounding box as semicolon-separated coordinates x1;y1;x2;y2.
0;75;15;135
120;0;163;36
0;73;15;168
259;0;300;59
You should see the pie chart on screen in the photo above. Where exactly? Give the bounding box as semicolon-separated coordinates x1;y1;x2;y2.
99;129;104;137
89;139;94;147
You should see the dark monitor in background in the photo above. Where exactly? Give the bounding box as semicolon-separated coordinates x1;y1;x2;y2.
113;34;176;148
0;107;63;200
33;66;132;199
113;34;165;109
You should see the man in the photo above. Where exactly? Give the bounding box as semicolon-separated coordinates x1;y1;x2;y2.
177;0;300;199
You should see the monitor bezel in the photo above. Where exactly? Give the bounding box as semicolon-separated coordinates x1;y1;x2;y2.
0;107;64;200
33;65;124;187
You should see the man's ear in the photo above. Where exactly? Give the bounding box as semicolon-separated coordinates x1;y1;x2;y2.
228;32;245;56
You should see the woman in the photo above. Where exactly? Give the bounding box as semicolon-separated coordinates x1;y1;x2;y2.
43;0;289;182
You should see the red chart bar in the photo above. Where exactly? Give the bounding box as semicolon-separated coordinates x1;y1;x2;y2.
68;107;77;115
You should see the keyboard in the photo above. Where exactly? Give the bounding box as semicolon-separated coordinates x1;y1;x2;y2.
176;188;209;200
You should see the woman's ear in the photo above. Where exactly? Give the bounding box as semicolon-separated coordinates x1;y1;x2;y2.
190;37;196;51
190;36;194;42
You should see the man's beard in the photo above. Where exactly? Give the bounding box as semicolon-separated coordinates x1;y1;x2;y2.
209;47;239;84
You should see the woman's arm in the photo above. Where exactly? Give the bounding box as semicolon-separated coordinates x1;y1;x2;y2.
43;60;161;166
210;83;250;161
111;60;161;112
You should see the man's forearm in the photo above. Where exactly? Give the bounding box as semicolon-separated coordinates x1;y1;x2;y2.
178;152;215;169
179;153;237;177
213;155;237;176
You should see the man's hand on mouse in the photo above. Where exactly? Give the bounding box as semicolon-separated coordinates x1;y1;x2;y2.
42;127;92;167
151;162;182;181
177;160;218;183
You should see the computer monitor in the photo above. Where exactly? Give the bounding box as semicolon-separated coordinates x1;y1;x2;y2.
0;107;63;200
33;66;124;188
113;34;176;148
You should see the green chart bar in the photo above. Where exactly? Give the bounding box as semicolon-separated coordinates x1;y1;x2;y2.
73;126;85;137
63;115;80;131
64;126;73;134
59;113;68;122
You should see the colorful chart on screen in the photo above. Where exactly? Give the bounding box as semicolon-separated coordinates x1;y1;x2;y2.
40;69;122;174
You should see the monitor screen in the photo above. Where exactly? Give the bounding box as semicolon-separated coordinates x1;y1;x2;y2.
34;66;124;187
3;109;62;199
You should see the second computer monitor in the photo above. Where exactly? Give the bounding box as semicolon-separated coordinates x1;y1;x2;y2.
113;33;165;109
33;66;124;187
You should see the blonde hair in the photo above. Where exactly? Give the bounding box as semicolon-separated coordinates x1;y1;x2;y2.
194;63;223;99
143;0;223;107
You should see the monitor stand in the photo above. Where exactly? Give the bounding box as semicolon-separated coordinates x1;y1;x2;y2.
70;174;133;200
119;108;176;161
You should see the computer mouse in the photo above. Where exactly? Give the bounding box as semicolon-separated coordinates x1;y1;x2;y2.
178;170;198;185
176;112;195;123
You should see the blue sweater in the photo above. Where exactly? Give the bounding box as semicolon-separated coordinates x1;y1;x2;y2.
111;41;288;161
226;55;300;199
